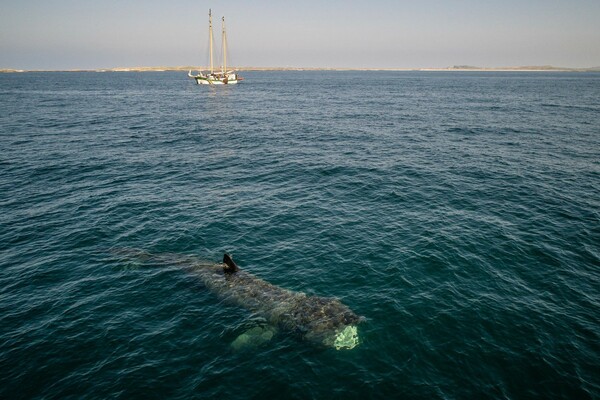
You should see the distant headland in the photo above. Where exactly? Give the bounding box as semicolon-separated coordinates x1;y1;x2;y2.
2;65;600;73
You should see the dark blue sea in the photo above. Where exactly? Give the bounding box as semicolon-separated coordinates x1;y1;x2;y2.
1;71;599;399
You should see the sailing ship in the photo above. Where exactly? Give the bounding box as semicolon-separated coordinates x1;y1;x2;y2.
188;9;243;85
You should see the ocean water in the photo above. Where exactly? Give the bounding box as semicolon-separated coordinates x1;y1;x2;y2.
1;70;599;399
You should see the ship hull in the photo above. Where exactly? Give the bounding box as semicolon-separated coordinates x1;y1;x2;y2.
193;77;240;85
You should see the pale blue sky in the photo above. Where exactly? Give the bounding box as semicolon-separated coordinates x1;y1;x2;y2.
1;0;599;69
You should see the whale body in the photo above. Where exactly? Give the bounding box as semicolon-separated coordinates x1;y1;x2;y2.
121;251;362;350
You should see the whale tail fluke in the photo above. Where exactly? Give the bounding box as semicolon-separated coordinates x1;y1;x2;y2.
223;253;239;273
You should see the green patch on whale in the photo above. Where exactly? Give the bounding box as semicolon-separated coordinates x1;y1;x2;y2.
231;325;278;351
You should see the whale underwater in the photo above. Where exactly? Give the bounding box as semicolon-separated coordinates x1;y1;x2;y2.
120;251;363;350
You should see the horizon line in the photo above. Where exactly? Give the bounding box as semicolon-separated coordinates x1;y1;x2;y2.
2;65;600;73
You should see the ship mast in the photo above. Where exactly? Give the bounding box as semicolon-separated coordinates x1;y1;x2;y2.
209;9;214;74
222;17;227;74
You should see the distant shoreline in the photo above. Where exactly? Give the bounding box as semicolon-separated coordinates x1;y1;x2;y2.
2;65;600;73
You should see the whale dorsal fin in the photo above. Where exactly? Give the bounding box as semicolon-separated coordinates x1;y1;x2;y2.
223;253;239;273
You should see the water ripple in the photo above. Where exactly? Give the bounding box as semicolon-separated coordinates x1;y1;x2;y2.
1;71;599;399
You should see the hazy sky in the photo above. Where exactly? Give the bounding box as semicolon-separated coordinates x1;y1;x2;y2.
2;0;599;69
